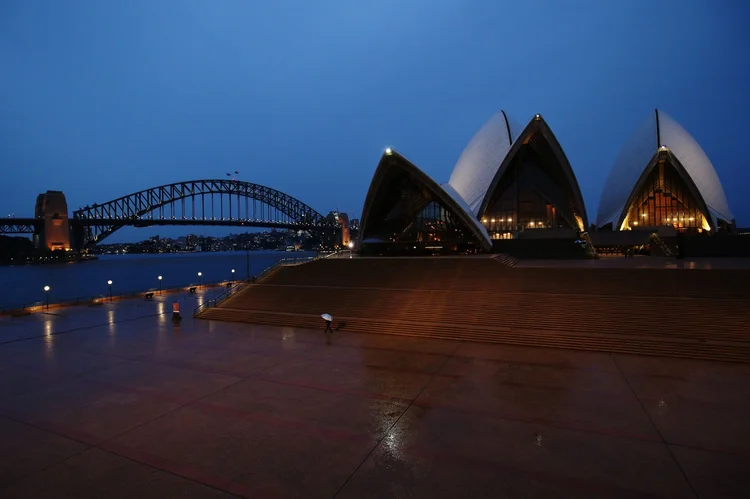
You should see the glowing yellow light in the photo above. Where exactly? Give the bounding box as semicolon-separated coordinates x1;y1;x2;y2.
490;219;496;223
384;147;392;155
499;218;504;222
43;285;50;291
482;218;487;223
633;221;639;226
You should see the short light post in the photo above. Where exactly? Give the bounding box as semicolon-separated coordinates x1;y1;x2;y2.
107;280;113;301
198;272;202;289
231;268;235;283
43;285;50;310
158;275;163;295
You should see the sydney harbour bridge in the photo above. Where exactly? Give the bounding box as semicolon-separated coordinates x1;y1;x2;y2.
0;179;351;250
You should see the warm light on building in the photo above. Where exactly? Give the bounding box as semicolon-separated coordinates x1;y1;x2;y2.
597;109;733;233
34;190;71;251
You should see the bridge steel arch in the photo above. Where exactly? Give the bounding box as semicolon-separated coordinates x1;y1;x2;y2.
72;179;330;247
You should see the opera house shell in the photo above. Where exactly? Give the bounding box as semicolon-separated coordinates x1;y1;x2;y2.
596;109;734;233
358;111;590;254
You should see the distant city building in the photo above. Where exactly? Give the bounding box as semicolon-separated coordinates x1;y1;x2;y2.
335;212;351;247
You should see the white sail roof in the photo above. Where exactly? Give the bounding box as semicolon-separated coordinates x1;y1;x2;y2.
596;110;733;227
440;182;492;245
448;110;519;216
359;150;493;251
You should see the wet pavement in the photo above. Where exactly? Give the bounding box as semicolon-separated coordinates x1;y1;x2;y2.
1;293;749;498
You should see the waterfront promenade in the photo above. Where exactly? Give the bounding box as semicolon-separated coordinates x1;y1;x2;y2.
1;291;749;498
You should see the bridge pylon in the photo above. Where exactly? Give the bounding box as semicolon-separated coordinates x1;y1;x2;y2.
34;191;72;252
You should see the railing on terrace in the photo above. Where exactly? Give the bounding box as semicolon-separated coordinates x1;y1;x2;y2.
0;251;346;317
193;255;318;317
0;281;231;316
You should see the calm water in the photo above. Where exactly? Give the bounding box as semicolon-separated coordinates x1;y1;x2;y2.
0;250;315;308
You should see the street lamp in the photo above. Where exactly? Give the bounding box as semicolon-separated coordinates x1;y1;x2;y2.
158;275;163;295
231;268;235;282
43;285;50;310
107;280;113;301
198;272;202;289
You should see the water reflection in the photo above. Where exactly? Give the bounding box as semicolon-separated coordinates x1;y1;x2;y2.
107;309;116;336
43;320;54;357
157;301;166;326
282;327;295;342
383;431;403;459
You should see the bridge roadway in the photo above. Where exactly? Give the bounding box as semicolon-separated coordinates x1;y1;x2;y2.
0;218;331;234
0;218;37;234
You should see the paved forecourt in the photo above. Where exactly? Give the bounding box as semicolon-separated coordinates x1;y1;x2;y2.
0;294;749;498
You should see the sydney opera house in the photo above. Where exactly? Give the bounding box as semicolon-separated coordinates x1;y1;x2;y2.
357;109;736;256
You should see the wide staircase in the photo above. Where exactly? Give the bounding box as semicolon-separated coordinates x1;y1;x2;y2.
198;256;750;363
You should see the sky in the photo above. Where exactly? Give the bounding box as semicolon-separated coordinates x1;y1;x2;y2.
1;0;749;242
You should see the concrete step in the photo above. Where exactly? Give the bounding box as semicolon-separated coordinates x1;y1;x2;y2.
199;308;750;363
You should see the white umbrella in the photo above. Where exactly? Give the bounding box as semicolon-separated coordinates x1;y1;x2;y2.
321;313;333;322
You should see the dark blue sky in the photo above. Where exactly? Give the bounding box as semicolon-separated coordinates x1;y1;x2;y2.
2;0;748;241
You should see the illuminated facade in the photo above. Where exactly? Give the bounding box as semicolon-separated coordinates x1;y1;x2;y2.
34;190;71;251
334;212;351;248
597;109;734;232
474;114;588;238
358;111;589;254
358;150;491;254
359;108;732;255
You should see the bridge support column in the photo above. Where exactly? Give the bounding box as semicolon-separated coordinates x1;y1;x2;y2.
34;191;71;252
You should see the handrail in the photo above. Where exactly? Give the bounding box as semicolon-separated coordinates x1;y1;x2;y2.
192;255;318;317
651;232;673;257
192;279;251;317
579;231;599;258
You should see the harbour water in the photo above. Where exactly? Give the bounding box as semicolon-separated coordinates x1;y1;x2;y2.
0;250;315;309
